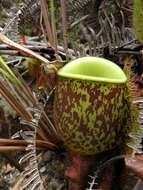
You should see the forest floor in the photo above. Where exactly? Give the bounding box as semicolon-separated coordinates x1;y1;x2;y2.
0;1;143;190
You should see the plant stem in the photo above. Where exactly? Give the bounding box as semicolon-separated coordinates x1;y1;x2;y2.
0;138;57;149
0;33;51;64
0;146;44;152
40;0;54;47
50;0;58;53
60;0;69;60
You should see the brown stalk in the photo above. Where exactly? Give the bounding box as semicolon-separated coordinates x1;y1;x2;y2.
0;33;50;64
13;85;33;109
36;127;51;141
0;76;53;142
50;0;58;53
0;66;32;107
40;0;54;47
41;111;58;135
0;146;45;152
3;76;30;110
0;82;49;142
14;69;38;105
0;81;49;141
0;138;57;150
6;70;34;107
39;119;53;136
37;139;57;149
39;119;59;144
60;0;69;60
0;80;32;121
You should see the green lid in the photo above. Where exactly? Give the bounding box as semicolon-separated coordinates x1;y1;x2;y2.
58;57;127;83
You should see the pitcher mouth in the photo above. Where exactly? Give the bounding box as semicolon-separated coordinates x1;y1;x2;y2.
58;57;127;84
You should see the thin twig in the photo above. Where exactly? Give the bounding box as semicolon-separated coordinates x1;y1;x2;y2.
60;0;69;60
40;0;54;47
0;33;51;64
0;138;57;149
0;146;45;152
41;111;58;136
14;69;38;105
0;80;32;121
50;0;58;53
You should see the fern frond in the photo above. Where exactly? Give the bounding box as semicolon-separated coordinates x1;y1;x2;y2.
87;155;125;190
16;108;45;190
69;0;93;12
86;174;100;190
